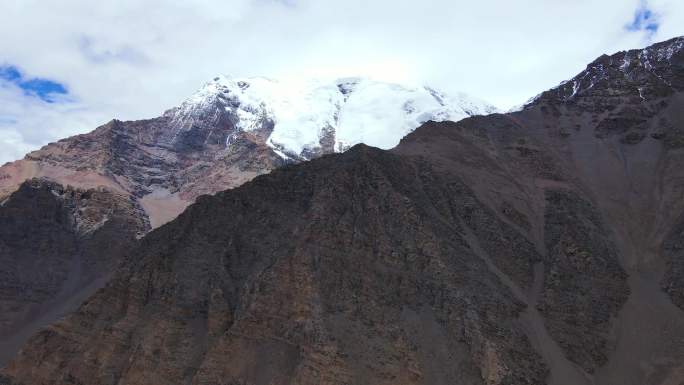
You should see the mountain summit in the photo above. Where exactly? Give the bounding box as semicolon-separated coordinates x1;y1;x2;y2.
0;76;493;366
165;76;496;159
0;76;494;228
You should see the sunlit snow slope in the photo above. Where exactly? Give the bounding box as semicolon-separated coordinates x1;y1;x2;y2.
168;76;498;159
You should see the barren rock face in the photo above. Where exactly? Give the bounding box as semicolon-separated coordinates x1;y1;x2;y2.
0;78;488;370
0;116;285;227
0;77;491;230
3;37;684;385
0;147;550;385
0;179;148;365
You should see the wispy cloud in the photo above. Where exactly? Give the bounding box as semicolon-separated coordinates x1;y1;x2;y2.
77;36;150;65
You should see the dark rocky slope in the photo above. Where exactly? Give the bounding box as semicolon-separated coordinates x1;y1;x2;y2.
0;76;487;369
1;146;551;385
2;36;684;385
0;179;148;365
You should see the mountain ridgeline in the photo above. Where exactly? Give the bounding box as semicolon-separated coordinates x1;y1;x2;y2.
0;78;494;366
2;36;684;384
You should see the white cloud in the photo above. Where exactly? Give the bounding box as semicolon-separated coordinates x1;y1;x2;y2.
0;82;111;164
0;0;682;164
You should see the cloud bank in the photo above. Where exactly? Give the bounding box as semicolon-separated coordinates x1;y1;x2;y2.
0;0;682;163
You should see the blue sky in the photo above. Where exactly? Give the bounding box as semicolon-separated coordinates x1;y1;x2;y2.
626;1;660;38
0;0;682;164
0;65;68;103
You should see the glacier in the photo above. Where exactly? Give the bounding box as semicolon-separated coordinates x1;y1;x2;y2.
169;75;498;160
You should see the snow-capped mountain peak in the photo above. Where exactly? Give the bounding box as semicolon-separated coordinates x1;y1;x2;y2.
167;75;498;160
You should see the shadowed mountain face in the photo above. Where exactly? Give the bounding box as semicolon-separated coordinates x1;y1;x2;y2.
0;179;149;365
0;147;550;385
2;36;684;385
0;79;489;366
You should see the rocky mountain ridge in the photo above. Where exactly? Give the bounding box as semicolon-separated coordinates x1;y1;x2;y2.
0;77;494;229
0;178;148;365
2;36;684;385
0;77;492;365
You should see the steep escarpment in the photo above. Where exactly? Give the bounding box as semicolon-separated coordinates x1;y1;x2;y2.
402;36;684;383
2;147;548;385
0;179;148;365
396;115;630;381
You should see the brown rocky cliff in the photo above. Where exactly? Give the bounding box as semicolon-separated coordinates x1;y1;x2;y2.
0;179;148;365
1;146;550;385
